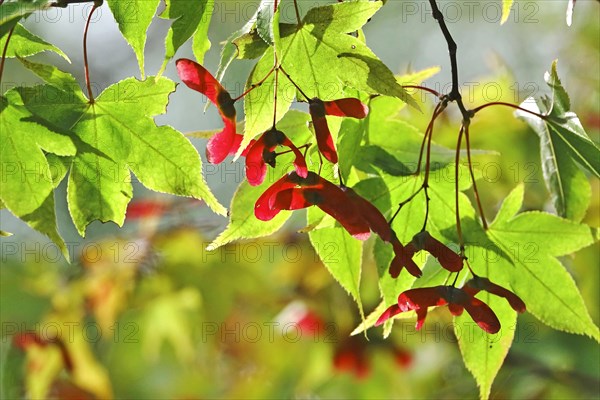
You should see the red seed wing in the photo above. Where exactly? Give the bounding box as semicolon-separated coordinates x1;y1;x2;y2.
324;98;369;119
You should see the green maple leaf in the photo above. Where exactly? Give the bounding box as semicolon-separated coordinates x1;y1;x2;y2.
14;61;225;236
0;0;49;39
158;0;214;73
274;0;416;106
0;91;76;258
308;207;365;322
516;60;599;222
0;23;69;61
487;184;599;341
106;0;161;77
455;249;517;400
214;0;274;83
241;46;294;148
232;30;270;61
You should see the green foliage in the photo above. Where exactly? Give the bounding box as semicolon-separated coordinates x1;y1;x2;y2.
2;59;224;239
107;0;160;77
0;23;68;60
159;0;214;72
242;47;293;146
1;1;598;399
275;1;415;107
487;186;598;341
0;0;49;39
308;208;365;319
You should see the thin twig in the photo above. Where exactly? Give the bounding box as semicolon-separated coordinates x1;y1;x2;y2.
388;185;425;225
415;100;446;175
0;26;15;87
454;124;465;252
278;65;311;101
83;3;100;103
233;67;275;101
402;85;442;98
428;0;471;120
471;101;547;120
293;0;302;25
464;123;488;229
51;0;99;7
422;99;448;182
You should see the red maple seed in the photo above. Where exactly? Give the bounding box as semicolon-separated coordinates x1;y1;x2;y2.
256;172;371;240
176;58;244;164
407;231;463;272
308;98;369;164
463;276;526;313
376;286;501;334
245;129;308;186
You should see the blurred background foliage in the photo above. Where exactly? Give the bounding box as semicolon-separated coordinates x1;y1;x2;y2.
1;1;599;399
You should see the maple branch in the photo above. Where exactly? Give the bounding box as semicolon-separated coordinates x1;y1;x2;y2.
83;2;101;103
428;0;471;121
0;26;15;86
51;0;99;7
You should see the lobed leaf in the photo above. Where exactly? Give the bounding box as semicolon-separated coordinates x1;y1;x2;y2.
159;0;214;72
214;0;274;83
106;0;160;77
275;2;417;108
14;64;225;236
0;0;49;39
488;194;599;341
0;92;73;258
0;23;69;61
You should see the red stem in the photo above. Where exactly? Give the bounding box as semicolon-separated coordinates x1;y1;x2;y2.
233;67;275;101
0;26;15;87
83;4;99;103
422;100;447;182
471;101;547;119
403;85;442;98
293;0;301;24
415;101;444;175
464;124;488;229
278;65;311;101
454;124;465;253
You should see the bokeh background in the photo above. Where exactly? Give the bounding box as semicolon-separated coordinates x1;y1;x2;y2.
1;1;599;398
